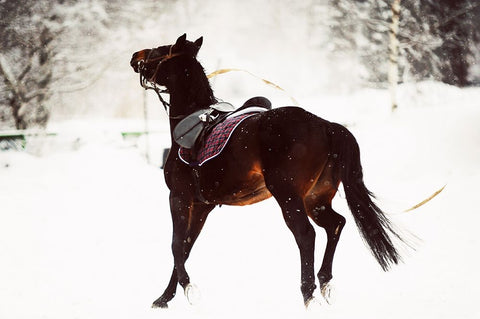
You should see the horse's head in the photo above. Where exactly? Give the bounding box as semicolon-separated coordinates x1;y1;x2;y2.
130;34;203;86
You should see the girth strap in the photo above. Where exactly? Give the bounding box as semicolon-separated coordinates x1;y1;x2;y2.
191;167;211;204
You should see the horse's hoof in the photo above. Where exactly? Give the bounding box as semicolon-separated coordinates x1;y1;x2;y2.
305;296;322;310
185;283;201;305
152;298;169;309
320;281;335;305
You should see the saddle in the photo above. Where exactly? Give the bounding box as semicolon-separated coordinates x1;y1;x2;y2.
173;96;271;149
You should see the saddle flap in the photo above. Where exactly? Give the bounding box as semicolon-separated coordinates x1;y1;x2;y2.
173;109;210;148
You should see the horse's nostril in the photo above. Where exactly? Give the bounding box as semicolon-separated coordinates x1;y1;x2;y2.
134;60;145;73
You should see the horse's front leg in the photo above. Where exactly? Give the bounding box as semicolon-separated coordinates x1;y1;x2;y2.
152;196;215;308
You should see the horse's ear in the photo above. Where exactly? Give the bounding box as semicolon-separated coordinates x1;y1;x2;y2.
194;37;203;50
175;33;187;48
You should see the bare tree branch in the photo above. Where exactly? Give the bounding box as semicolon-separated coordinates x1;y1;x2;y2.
56;62;112;93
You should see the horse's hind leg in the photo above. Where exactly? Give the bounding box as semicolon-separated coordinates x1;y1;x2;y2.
305;194;345;303
266;181;317;305
152;200;215;308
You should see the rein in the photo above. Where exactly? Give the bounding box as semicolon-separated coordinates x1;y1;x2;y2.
138;45;185;119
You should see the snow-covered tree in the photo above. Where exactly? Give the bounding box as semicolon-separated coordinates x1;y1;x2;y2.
399;0;480;86
321;0;480;87
430;0;480;86
1;0;179;129
0;0;56;129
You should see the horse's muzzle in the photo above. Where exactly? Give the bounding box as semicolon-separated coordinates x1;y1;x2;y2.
130;50;148;73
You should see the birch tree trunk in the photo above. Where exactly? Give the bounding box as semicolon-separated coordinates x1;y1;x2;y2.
388;0;400;111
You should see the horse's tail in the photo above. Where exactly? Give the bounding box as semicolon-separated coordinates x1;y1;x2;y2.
329;122;404;271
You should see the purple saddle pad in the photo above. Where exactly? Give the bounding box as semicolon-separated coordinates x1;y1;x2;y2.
178;113;256;166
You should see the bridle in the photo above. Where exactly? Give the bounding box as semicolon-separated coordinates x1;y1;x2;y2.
137;45;184;119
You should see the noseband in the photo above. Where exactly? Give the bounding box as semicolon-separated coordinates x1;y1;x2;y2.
137;45;184;118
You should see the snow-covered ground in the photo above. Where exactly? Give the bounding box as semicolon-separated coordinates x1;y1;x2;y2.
1;83;480;319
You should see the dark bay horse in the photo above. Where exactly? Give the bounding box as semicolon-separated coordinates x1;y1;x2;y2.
130;34;405;308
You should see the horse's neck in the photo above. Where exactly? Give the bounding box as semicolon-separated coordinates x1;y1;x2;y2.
168;61;215;119
167;60;216;139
